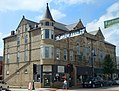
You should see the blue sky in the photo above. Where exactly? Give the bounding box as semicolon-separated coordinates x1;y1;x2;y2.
0;0;119;56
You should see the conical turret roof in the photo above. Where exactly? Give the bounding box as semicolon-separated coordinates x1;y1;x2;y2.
42;3;53;21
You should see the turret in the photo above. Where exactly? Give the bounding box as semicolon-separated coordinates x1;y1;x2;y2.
40;3;55;40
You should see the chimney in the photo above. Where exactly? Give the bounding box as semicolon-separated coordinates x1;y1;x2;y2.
11;30;15;35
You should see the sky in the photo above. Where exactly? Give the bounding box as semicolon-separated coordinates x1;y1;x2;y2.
0;0;119;56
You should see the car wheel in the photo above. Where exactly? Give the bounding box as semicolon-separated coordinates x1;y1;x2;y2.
92;84;95;88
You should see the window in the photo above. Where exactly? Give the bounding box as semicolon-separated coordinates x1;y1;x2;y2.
51;31;54;39
45;22;49;26
76;44;80;55
17;52;20;63
41;45;54;59
51;47;54;59
24;49;28;61
83;47;86;58
25;24;29;32
17;36;20;45
7;54;9;64
45;47;49;58
25;35;28;44
98;49;100;61
56;48;60;60
41;29;54;39
45;29;49;38
64;49;67;61
102;51;104;61
70;51;74;61
51;23;54;26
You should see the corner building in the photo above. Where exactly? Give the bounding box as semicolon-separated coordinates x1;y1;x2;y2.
3;4;116;88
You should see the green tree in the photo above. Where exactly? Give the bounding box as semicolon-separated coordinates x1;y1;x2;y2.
103;54;115;79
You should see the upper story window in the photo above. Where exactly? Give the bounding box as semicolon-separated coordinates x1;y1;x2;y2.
83;47;86;57
17;52;20;63
51;31;54;39
25;35;28;44
64;49;67;61
41;45;54;59
76;43;80;55
70;51;74;61
102;51;105;61
51;22;54;26
45;22;49;26
25;24;29;32
45;47;50;58
56;48;60;60
7;54;9;64
24;49;28;62
17;36;20;46
45;29;49;38
98;49;100;61
41;29;54;39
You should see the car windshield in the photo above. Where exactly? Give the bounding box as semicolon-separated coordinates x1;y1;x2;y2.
84;77;93;81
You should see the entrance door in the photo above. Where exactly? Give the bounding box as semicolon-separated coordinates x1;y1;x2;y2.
43;74;52;87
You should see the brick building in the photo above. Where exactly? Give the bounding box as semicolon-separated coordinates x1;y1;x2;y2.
3;4;116;88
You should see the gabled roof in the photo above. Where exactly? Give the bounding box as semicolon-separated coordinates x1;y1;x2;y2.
42;3;53;21
16;16;38;31
96;27;105;39
66;19;84;30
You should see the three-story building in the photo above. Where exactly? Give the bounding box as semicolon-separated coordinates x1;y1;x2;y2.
3;3;116;88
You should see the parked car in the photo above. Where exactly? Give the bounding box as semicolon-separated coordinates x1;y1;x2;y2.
82;76;104;88
0;80;9;91
113;78;119;85
103;80;113;86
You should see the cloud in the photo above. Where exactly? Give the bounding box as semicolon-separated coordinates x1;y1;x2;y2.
86;1;119;56
86;1;119;31
54;0;95;5
51;9;66;20
0;0;52;12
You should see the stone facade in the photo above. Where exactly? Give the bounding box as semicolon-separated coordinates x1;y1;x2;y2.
3;4;116;88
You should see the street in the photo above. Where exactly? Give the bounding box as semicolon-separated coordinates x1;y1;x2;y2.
9;85;119;91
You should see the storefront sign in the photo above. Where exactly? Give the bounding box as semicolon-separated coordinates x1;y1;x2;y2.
43;65;52;72
58;66;64;73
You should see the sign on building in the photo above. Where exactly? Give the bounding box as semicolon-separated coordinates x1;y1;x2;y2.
55;28;85;40
104;17;119;28
58;66;64;73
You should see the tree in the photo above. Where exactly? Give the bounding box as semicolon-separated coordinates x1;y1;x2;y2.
103;54;115;79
